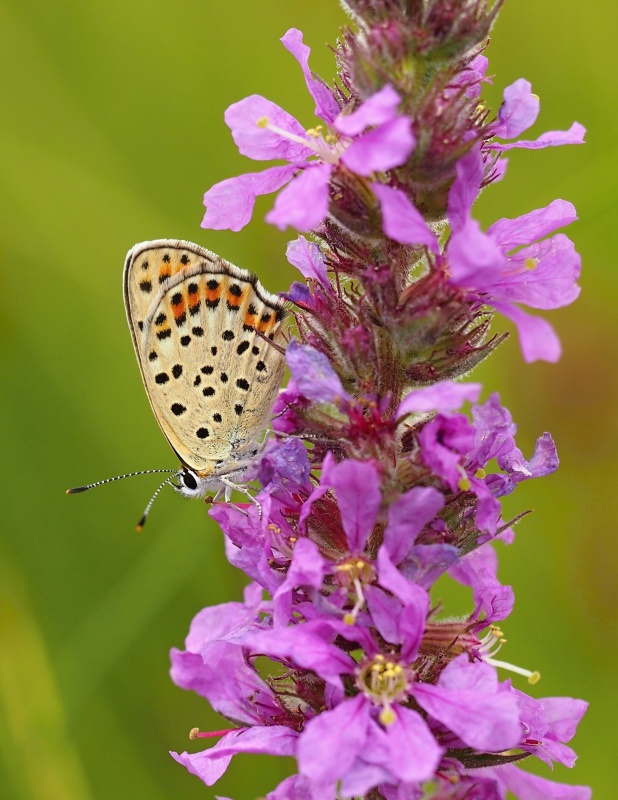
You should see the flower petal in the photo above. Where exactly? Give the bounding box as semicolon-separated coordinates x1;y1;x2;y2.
447;146;483;232
492;299;562;363
325;459;381;553
371;183;439;251
487;199;577;250
383;486;445;564
493;78;540;139
396;381;482;417
413;678;521;751
286;339;349;404
204;725;298;759
281;28;339;124
273;537;327;625
335;84;403;136
494;234;581;310
385;706;442;783
265;163;332;231
447;217;505;288
286;236;330;285
246;627;356;690
225;95;313;161
343;117;415;175
490;122;586;151
376;547;429;660
171;746;233;787
202;165;297;231
298;695;370;783
488;763;591;800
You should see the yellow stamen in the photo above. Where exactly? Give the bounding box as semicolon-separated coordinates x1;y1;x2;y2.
458;475;471;491
524;257;538;270
257;116;269;128
475;468;486;479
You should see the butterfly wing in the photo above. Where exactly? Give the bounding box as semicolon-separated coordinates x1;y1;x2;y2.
123;240;288;475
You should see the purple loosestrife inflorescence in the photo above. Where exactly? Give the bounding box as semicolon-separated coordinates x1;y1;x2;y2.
171;3;590;798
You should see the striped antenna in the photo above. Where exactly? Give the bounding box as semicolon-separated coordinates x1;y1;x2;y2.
66;469;177;495
136;475;177;531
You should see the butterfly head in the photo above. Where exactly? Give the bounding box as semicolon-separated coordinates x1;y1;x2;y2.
173;466;219;499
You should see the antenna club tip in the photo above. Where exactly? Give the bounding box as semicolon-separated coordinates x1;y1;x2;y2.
136;517;146;532
66;486;87;494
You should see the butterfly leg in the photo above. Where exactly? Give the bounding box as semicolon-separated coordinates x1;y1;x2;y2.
218;476;263;518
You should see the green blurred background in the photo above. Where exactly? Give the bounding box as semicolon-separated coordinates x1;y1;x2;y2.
0;1;612;797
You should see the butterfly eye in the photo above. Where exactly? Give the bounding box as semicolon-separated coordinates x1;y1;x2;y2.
181;470;198;490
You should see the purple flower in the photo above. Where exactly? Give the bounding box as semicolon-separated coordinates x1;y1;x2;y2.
202;29;415;233
489;78;586;151
245;620;443;793
444;146;581;362
471;393;559;495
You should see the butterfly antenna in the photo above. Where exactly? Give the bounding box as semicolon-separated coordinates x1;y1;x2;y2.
66;468;176;494
136;474;178;532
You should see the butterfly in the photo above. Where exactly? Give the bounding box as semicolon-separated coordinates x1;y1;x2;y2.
68;239;288;527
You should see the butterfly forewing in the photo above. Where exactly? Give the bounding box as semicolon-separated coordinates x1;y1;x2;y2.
124;240;287;475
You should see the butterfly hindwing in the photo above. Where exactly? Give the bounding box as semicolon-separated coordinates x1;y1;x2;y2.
124;240;287;475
